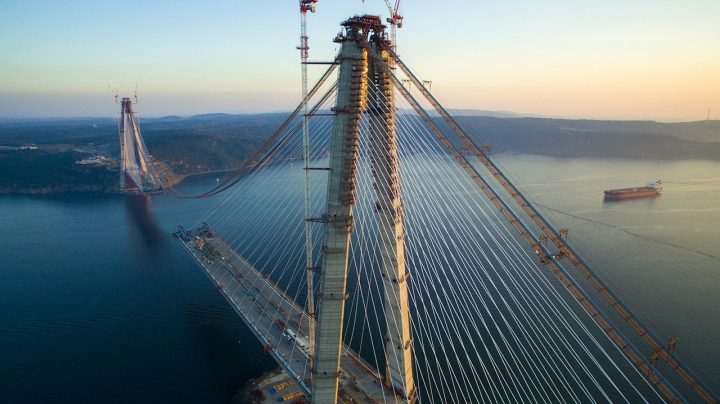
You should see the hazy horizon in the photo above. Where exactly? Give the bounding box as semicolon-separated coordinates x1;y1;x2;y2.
1;1;718;122
0;105;713;124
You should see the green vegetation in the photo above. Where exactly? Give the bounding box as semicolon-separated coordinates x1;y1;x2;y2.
0;118;117;146
143;130;265;176
0;149;117;194
0;114;284;194
139;114;287;175
452;117;720;160
0;113;717;195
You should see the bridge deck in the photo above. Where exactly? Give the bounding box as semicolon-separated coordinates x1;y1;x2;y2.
175;228;404;403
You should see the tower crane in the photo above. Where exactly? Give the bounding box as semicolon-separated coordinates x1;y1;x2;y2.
107;84;119;104
383;0;403;53
298;0;317;361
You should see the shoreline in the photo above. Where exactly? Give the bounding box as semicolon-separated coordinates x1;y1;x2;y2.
180;168;238;178
173;168;238;185
4;152;720;196
0;165;238;196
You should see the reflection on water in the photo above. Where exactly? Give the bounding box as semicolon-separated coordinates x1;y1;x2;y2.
125;195;166;251
0;188;277;403
602;194;661;204
1;156;719;402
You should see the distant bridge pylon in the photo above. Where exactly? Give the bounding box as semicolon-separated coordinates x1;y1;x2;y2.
118;97;163;194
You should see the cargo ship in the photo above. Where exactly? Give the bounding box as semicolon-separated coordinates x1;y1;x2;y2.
604;180;662;200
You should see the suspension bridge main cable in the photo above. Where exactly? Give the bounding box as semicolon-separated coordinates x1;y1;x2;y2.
294;68;636;401
162;61;339;199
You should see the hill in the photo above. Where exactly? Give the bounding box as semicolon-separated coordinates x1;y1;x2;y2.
0;113;718;194
0;149;118;194
451;116;720;159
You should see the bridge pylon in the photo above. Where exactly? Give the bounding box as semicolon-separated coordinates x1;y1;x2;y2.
312;15;415;404
118;97;163;194
368;40;416;402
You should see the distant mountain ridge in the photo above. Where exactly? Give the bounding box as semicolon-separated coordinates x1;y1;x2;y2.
451;116;720;145
1;112;718;194
2;112;717;145
397;109;542;119
451;116;720;160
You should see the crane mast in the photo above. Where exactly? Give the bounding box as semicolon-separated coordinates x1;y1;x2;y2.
384;0;403;63
299;0;318;361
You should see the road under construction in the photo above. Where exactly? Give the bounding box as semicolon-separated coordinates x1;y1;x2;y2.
174;224;407;403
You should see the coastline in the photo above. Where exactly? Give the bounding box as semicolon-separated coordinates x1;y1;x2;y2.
0;163;240;196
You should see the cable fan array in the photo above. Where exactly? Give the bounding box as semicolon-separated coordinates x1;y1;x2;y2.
174;64;682;403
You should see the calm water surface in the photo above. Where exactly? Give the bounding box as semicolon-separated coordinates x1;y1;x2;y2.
495;155;720;394
0;155;718;403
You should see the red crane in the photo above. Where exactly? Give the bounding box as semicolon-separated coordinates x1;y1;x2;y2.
383;0;403;50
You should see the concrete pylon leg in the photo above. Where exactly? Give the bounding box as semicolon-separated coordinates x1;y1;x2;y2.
312;16;415;403
368;42;416;403
311;30;369;404
118;103;127;190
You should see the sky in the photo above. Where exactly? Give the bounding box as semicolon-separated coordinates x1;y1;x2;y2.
0;0;718;121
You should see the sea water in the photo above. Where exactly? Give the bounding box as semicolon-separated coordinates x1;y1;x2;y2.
0;155;718;403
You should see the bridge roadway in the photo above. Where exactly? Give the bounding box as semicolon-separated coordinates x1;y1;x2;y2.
176;228;404;404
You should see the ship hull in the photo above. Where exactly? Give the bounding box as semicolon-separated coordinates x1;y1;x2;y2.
604;188;661;200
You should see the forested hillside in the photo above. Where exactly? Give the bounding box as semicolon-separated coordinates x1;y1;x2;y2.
1;113;718;194
452;117;720;160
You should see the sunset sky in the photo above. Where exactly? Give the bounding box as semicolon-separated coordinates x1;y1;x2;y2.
1;0;718;121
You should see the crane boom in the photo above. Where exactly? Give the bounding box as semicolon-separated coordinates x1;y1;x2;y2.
382;0;402;67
